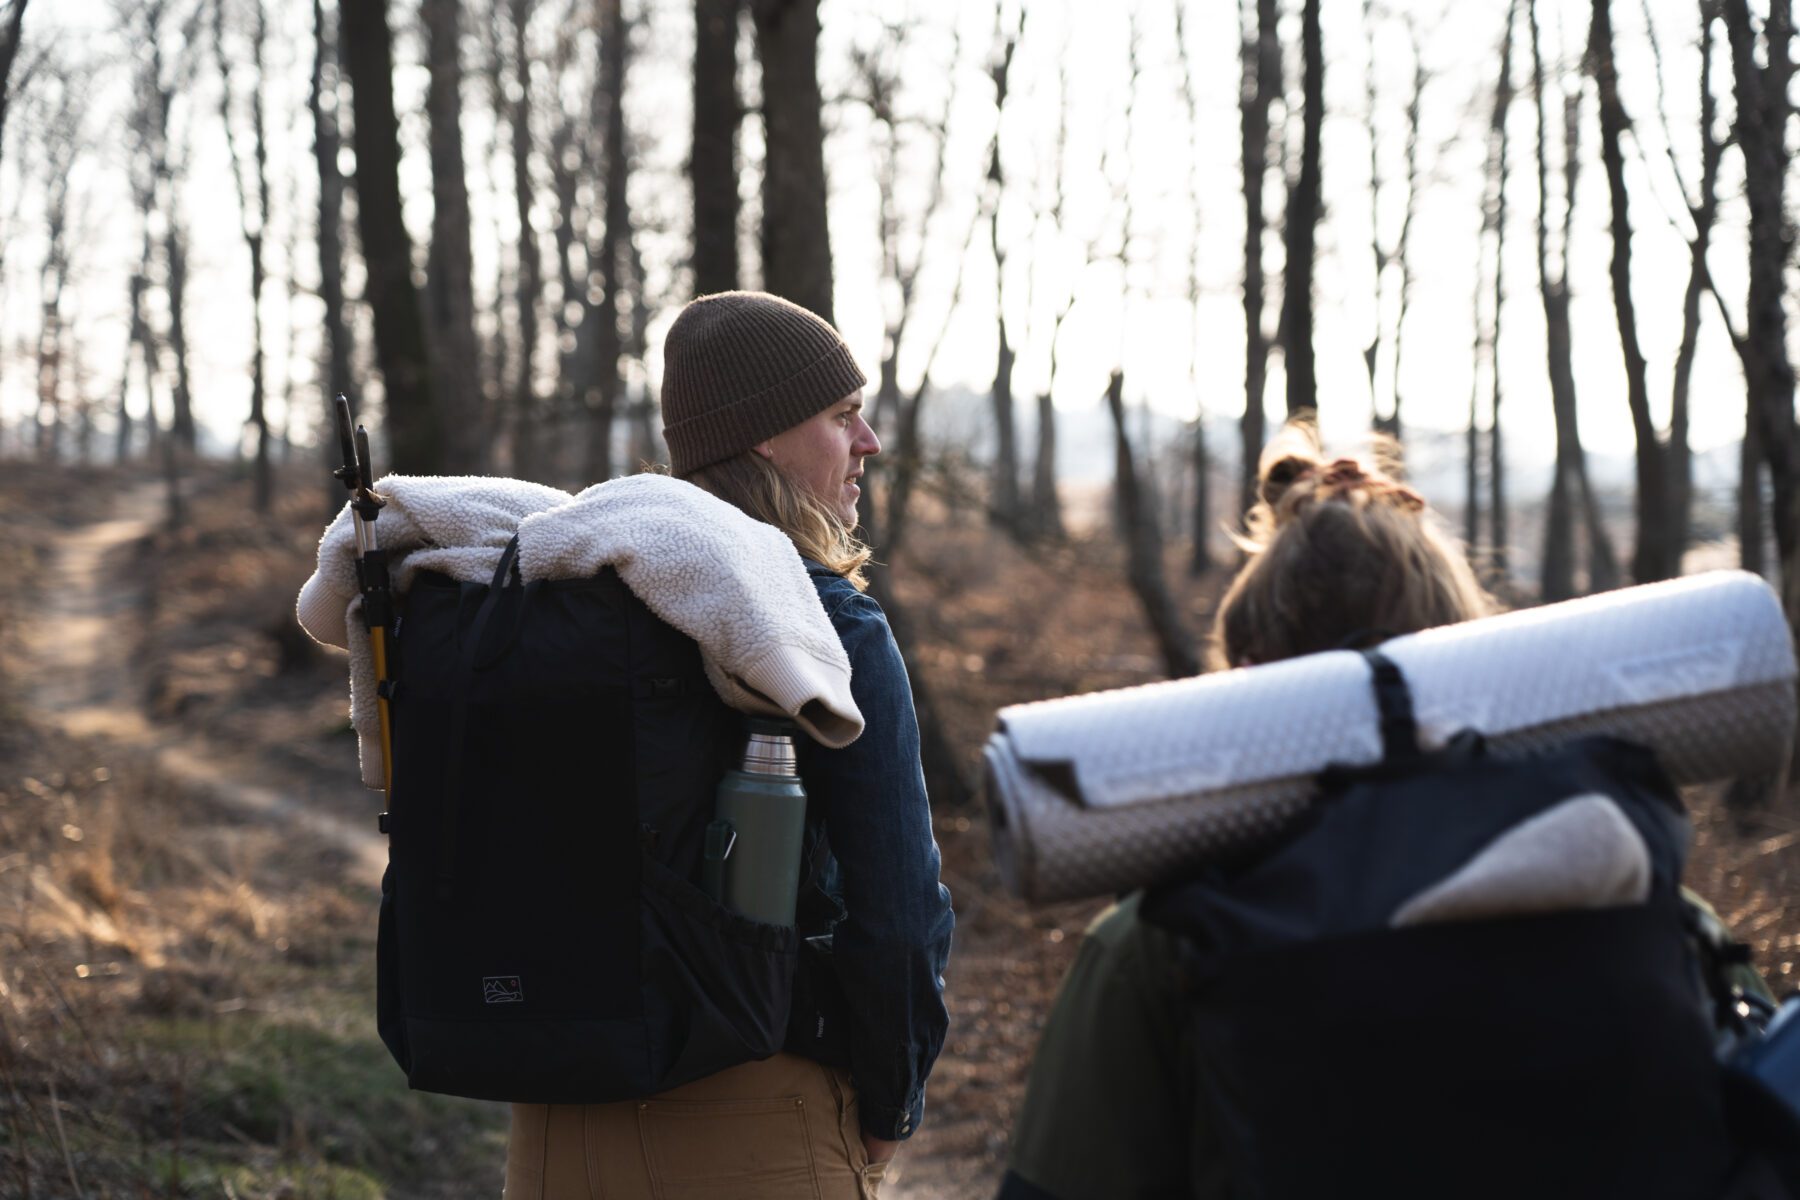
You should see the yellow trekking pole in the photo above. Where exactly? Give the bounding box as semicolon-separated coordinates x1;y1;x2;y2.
333;394;396;816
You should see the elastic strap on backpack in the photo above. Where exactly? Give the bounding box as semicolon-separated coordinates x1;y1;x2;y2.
436;536;522;901
1360;648;1421;762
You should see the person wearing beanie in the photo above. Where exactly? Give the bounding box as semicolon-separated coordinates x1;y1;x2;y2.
504;292;954;1200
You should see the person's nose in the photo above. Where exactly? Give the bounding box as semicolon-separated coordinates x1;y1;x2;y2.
854;415;881;459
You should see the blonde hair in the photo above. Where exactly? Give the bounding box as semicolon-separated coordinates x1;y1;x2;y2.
1211;419;1493;669
687;450;873;590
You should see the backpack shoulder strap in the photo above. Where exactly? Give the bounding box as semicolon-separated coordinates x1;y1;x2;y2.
1360;647;1420;762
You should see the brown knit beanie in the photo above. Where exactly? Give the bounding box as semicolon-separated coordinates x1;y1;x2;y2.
661;291;868;478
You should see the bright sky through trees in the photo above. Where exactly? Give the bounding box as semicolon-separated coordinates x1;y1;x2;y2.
0;0;1753;483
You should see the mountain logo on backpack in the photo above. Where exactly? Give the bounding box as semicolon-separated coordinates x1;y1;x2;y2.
482;976;524;1005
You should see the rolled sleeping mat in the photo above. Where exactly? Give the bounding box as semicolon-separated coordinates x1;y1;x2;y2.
985;570;1798;905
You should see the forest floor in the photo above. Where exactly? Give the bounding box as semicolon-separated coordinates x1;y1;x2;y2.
1;460;1798;1198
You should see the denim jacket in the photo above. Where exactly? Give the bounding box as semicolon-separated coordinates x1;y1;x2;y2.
788;560;955;1142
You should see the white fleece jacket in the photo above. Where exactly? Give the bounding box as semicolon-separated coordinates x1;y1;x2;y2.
296;474;864;789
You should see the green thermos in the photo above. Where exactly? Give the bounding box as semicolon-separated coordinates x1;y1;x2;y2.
703;718;808;926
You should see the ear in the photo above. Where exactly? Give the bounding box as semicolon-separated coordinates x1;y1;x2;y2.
752;440;775;460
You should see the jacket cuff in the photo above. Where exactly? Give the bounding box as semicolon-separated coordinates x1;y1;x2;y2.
859;1093;925;1141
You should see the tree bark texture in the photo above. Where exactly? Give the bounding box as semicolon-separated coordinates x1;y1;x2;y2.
1107;371;1200;679
342;0;441;474
1531;0;1617;600
0;0;28;174
1663;2;1722;575
35;123;70;462
1722;0;1799;625
752;0;834;322
692;0;740;296
1032;390;1064;542
1238;0;1279;518
986;6;1023;533
214;0;273;512
1590;0;1671;583
164;218;197;455
508;0;544;478
589;0;631;481
1175;0;1210;571
1742;417;1766;576
310;0;353;503
1488;1;1515;578
424;0;484;472
1280;0;1323;417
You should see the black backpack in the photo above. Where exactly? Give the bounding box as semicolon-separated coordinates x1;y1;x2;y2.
1139;650;1800;1200
374;537;801;1104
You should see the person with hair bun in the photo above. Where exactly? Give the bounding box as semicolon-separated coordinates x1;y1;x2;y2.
997;420;1496;1200
1212;420;1493;668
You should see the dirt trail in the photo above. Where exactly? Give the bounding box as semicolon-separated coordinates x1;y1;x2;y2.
21;480;387;885
14;476;1055;1198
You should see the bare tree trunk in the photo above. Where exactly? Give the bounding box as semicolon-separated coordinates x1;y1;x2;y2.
214;0;273;512
1107;371;1200;678
752;0;833;321
1466;274;1483;555
1361;0;1388;430
1743;418;1767;575
548;70;589;443
0;0;29;172
886;215;979;557
1390;25;1425;446
311;0;353;505
35;209;65;464
481;3;514;450
854;19;965;548
424;0;483;473
985;4;1023;533
164;218;196;454
588;0;630;481
1590;0;1670;583
1032;390;1063;541
507;0;544;478
1488;2;1515;578
1176;0;1211;571
1238;0;1279;517
1532;0;1617;600
693;0;740;295
118;268;151;460
1280;0;1323;417
342;0;440;474
1661;3;1722;573
1723;0;1799;626
34;71;77;463
1533;0;1573;601
131;0;199;457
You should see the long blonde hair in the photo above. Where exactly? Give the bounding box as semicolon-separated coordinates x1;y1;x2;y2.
1212;419;1493;669
688;450;873;590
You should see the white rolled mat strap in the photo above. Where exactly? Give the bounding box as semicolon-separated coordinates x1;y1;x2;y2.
986;570;1798;904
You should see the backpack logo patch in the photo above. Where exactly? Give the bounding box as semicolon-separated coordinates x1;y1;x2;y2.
483;976;524;1004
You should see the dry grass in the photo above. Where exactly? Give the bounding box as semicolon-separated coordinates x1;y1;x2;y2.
2;461;1799;1200
0;464;503;1198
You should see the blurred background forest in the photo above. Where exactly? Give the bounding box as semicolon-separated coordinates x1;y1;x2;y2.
6;0;1800;1195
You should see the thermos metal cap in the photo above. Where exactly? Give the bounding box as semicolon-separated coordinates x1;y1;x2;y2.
742;719;799;777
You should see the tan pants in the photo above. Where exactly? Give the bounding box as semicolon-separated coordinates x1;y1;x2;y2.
504;1053;891;1200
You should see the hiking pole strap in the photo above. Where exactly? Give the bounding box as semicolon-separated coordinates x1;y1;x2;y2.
436;536;523;901
1360;648;1421;761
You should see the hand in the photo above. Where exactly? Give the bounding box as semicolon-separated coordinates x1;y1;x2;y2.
861;1133;900;1165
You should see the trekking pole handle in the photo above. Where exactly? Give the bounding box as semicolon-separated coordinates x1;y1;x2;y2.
352;425;384;542
332;394;360;492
